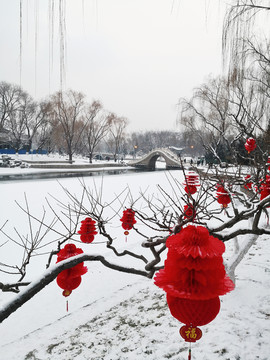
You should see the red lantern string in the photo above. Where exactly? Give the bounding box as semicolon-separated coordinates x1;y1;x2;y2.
154;225;234;358
78;217;97;243
184;172;200;196
120;208;136;240
56;244;87;308
216;185;231;208
244;137;256;153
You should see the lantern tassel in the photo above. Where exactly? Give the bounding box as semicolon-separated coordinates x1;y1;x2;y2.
66;300;69;312
188;344;191;360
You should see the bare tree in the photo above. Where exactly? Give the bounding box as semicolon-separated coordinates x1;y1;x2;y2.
83;100;112;163
48;90;86;162
107;114;128;162
0;82;23;132
20;96;51;152
179;74;267;165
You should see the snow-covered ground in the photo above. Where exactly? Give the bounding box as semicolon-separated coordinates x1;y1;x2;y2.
0;160;269;359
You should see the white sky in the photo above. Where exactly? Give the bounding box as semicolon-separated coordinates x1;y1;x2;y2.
0;0;228;132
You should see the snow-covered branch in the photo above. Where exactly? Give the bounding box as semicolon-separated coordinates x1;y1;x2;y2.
0;253;149;324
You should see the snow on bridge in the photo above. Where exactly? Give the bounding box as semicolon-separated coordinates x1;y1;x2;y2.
128;148;182;170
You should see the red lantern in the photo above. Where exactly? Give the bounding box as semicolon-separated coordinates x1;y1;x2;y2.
56;244;87;297
78;217;97;243
260;175;270;201
154;225;234;350
154;226;234;300
216;185;231;208
57;276;82;297
183;203;196;220
244;137;256;153
179;325;202;343
120;208;136;236
184;172;200;196
167;294;220;326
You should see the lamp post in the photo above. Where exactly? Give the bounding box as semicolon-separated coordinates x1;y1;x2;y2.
134;145;138;159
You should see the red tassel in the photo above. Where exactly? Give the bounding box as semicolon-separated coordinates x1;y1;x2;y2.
66;300;69;312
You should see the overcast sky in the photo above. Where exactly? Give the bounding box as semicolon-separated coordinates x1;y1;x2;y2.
0;0;228;132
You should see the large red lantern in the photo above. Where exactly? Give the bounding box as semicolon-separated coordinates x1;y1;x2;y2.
244;137;256;153
56;244;87;298
154;225;234;355
78;217;97;243
184;172;200;196
120;208;136;237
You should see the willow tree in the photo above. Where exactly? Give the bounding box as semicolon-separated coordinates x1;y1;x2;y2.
223;0;270;77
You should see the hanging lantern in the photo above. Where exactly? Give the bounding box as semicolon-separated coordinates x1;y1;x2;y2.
56;244;87;297
78;217;97;243
57;276;82;297
183;203;196;220
120;208;136;237
154;226;234;300
260;175;270;201
179;325;202;343
154;225;234;355
216;185;231;208
244;175;252;190
244;137;256;153
184;172;200;196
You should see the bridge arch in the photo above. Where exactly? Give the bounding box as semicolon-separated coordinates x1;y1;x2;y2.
128;148;182;170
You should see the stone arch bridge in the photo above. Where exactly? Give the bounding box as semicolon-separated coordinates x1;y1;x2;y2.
128;148;182;170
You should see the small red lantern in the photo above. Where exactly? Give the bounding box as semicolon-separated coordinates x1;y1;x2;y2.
78;217;97;243
184;172;200;196
179;325;202;343
120;208;136;237
244;137;256;153
216;185;231;208
183;203;196;220
56;244;87;297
